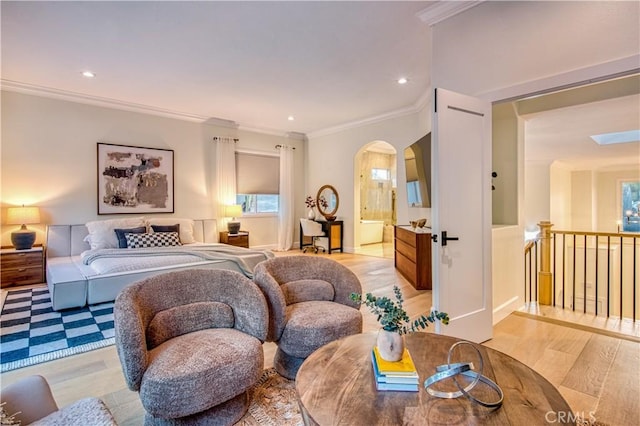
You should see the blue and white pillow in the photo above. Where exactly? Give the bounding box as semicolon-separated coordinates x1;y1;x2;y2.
125;232;182;248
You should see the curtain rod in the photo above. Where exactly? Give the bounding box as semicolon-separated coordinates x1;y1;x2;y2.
212;137;239;142
275;145;295;149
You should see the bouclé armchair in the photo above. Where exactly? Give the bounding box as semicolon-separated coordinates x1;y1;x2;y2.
114;269;268;426
253;256;363;379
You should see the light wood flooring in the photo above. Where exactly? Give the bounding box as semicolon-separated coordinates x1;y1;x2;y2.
1;251;638;425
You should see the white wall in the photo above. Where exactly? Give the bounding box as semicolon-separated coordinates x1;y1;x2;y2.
431;0;639;321
597;169;640;232
492;103;518;225
524;161;552;232
307;103;431;252
549;163;573;231
431;1;639;98
533;165;639;235
571;170;596;232
0;91;305;248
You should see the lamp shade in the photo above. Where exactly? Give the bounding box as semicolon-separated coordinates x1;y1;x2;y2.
224;205;243;218
7;206;40;225
7;206;40;250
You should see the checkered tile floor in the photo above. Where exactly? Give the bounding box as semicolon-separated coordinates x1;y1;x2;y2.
1;287;114;372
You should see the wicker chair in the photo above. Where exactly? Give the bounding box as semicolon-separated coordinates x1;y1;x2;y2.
253;256;363;379
114;269;268;425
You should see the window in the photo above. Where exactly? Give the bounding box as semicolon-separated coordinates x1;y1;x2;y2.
236;194;279;214
236;152;279;214
406;181;423;207
621;181;640;232
371;168;390;181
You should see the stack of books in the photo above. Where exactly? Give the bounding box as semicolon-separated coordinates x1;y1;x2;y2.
371;346;419;392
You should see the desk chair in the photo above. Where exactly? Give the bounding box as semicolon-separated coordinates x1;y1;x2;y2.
300;218;325;253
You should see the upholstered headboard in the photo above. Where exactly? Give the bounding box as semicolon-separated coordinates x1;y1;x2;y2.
46;219;218;258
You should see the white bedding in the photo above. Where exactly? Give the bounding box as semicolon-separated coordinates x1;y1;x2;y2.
80;243;274;278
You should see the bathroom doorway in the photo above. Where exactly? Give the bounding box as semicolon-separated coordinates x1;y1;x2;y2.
353;141;397;258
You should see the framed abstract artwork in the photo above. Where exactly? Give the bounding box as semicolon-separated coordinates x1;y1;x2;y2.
97;143;174;214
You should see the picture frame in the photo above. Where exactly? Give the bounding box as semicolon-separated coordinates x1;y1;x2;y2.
97;143;174;215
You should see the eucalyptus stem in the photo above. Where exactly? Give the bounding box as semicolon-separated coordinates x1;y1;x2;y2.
350;286;449;336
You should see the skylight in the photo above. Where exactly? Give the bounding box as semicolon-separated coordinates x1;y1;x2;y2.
590;130;640;145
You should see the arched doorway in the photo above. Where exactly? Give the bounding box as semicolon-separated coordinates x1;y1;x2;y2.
353;141;397;258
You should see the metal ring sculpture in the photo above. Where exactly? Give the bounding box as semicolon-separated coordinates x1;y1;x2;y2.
423;341;504;408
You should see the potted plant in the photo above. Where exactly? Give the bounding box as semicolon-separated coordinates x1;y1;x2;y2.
305;196;316;219
350;286;449;361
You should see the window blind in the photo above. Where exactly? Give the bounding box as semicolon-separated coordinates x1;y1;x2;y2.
236;152;279;194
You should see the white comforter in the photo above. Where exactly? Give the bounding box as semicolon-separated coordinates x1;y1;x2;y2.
80;243;274;278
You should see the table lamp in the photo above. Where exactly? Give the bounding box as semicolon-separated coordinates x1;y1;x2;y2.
225;204;243;234
7;205;41;250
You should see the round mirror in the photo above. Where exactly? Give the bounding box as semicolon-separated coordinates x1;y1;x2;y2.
316;185;339;220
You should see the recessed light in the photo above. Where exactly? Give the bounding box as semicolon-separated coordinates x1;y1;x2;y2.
397;77;408;85
82;71;96;78
288;116;295;121
591;130;640;145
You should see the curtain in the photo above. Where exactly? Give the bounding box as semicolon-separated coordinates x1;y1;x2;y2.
275;145;295;251
214;137;237;229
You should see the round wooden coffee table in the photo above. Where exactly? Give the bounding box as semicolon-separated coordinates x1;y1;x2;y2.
296;332;575;425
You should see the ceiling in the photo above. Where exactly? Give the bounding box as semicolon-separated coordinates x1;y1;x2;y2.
1;1;638;170
0;1;434;135
515;74;640;171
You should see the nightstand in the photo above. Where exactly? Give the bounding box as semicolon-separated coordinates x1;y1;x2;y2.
1;246;45;288
219;231;249;248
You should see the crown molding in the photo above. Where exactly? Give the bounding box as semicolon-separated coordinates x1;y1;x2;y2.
307;88;431;139
237;123;293;138
0;79;209;123
286;131;307;141
417;1;483;26
202;116;239;129
2;78;433;141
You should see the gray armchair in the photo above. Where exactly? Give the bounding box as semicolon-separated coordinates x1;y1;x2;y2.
114;269;268;425
253;256;363;379
0;375;117;425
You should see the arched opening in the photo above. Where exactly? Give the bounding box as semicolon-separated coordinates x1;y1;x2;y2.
353;140;397;258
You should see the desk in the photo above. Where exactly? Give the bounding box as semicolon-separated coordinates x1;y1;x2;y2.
299;220;343;254
296;332;575;425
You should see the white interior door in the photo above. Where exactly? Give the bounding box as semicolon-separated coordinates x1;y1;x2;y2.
432;88;493;343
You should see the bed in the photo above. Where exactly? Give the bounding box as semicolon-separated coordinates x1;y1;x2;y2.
45;218;274;311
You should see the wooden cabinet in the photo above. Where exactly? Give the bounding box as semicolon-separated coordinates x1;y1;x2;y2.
321;220;343;254
394;226;431;290
299;220;343;254
219;231;249;248
1;246;44;288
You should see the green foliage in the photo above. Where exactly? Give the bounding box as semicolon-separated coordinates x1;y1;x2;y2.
350;286;449;335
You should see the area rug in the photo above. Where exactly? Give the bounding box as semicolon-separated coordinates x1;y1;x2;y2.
237;368;302;426
1;287;115;372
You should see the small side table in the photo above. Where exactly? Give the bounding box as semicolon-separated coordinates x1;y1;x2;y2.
1;246;45;288
219;231;249;248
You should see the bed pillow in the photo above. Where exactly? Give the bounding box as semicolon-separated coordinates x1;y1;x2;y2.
125;232;182;249
148;218;196;243
85;217;146;250
151;223;180;236
114;226;147;248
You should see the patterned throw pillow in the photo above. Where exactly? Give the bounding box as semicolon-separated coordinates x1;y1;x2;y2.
125;232;182;249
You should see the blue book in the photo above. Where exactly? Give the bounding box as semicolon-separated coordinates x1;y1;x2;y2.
375;381;419;392
371;350;419;390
